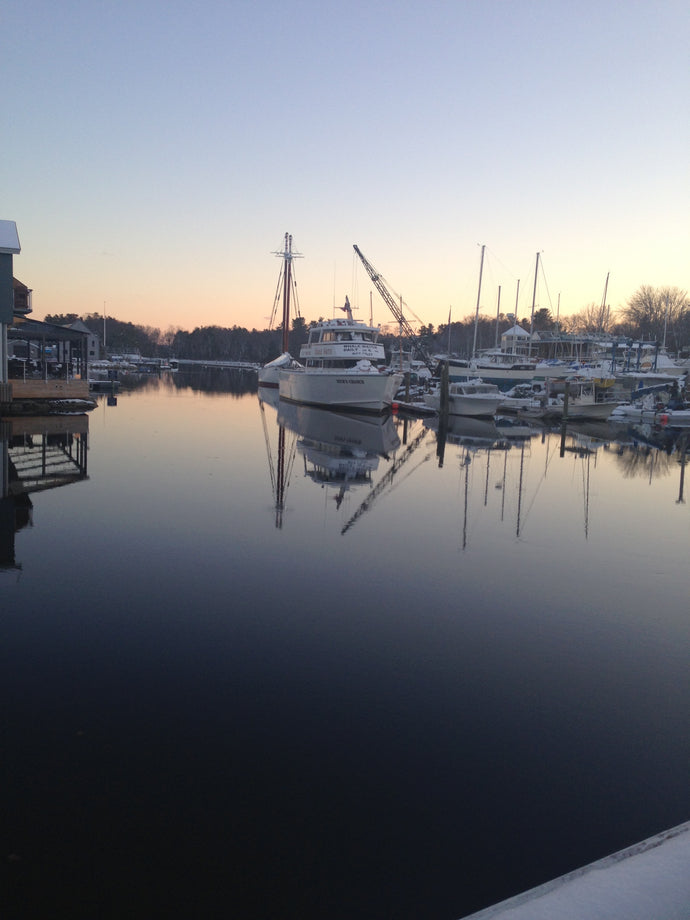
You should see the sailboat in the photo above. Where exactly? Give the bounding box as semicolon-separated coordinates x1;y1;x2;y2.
258;233;303;388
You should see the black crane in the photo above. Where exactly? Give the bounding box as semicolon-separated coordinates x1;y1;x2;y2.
352;244;436;372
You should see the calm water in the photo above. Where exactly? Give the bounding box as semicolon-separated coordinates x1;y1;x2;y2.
2;370;689;919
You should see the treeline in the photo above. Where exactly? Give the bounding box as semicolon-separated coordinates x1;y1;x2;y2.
43;285;689;363
43;312;301;363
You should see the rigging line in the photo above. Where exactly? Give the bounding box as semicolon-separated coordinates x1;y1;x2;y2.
355;256;425;328
538;254;554;313
259;401;278;497
484;246;520;283
518;438;559;530
290;263;302;320
267;265;285;332
282;431;298;493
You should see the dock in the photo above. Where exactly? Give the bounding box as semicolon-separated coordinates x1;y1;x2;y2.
459;820;690;919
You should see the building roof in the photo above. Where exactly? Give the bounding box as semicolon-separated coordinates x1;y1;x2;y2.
503;324;529;338
0;220;21;254
9;317;88;342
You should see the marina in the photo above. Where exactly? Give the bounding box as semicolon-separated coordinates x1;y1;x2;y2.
4;370;687;918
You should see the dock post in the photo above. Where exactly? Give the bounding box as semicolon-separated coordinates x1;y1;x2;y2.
559;380;570;457
436;361;450;467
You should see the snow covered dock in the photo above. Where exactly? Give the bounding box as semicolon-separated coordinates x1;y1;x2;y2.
459;820;690;920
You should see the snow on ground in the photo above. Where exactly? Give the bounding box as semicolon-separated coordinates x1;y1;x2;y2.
460;821;690;920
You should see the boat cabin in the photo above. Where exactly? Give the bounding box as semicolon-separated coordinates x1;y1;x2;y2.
301;318;385;371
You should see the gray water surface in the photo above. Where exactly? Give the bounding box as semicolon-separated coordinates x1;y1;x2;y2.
2;372;688;919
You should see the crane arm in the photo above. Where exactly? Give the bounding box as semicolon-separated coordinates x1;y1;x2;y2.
353;244;435;371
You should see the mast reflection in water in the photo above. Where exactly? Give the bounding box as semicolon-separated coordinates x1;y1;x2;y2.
2;377;689;920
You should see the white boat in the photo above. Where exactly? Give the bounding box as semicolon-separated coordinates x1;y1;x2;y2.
278;298;403;412
424;379;503;417
658;408;690;427
259;350;302;386
610;402;665;424
258;233;303;388
518;377;616;421
498;380;549;411
612;403;690;428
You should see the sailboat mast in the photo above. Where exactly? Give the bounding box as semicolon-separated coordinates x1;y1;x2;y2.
600;272;609;333
494;285;501;348
281;233;292;353
472;244;486;359
511;280;520;355
528;252;539;359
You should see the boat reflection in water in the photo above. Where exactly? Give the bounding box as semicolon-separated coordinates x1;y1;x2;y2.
1;415;89;579
258;393;403;527
278;402;401;509
425;413;535;469
608;421;690;502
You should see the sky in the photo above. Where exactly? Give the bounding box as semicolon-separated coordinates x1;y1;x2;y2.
2;0;688;335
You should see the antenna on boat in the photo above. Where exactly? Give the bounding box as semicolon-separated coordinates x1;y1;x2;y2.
340;296;354;321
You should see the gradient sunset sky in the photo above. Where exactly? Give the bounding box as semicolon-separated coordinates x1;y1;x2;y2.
2;0;688;334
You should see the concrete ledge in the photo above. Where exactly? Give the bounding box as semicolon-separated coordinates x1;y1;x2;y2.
460;820;690;920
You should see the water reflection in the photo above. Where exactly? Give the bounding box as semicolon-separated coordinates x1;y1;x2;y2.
4;383;689;920
0;415;89;578
259;392;405;527
422;413;690;548
610;422;689;500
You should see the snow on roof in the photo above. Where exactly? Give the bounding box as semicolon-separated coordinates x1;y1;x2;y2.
503;324;529;337
0;220;20;254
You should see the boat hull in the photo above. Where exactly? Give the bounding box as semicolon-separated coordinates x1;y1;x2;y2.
424;390;503;417
279;368;403;412
520;401;616;421
466;363;614;391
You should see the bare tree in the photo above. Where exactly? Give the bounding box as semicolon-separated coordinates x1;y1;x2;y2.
619;286;689;349
561;301;612;334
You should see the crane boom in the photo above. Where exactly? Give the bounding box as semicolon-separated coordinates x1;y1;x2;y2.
352;244;435;371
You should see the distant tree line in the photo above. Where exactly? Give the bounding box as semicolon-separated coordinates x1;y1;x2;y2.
43;286;690;363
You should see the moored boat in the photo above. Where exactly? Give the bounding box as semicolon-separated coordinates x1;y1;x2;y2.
278;298;403;412
424;379;503;417
518;377;616;421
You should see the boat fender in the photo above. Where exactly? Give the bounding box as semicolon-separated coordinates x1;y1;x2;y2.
659;413;669;427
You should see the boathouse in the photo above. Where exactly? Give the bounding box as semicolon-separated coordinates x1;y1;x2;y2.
6;314;92;405
1;220;94;412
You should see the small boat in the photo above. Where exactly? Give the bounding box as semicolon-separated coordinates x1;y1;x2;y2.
278;298;403;412
518;377;616;421
424;379;503;417
498;380;549;411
